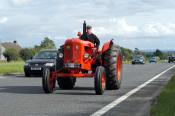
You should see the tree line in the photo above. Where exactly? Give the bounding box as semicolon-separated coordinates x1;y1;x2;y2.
2;37;171;62
3;37;56;62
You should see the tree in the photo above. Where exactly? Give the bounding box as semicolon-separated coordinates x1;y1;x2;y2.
19;48;35;61
154;49;164;60
3;48;19;62
40;37;56;49
121;47;133;61
134;48;143;55
34;37;56;52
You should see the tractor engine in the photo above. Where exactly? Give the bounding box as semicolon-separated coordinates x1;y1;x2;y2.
62;38;95;71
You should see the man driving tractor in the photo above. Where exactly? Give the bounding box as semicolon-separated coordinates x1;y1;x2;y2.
81;25;100;48
86;25;100;48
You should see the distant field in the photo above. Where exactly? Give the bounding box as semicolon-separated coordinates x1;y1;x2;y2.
0;61;24;75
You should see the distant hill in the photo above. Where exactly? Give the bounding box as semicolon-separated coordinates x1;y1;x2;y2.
141;49;175;54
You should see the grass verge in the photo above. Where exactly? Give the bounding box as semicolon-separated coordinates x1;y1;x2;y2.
150;74;175;116
0;61;24;75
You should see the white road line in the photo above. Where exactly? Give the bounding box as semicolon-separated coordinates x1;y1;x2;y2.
0;76;6;79
90;65;175;116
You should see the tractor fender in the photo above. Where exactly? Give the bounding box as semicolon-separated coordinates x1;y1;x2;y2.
102;39;113;53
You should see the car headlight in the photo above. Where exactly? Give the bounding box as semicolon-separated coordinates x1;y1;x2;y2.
45;63;54;67
59;53;63;58
24;63;30;66
84;53;89;59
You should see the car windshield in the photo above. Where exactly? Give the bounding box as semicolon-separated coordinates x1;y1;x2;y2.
33;51;57;59
150;57;156;60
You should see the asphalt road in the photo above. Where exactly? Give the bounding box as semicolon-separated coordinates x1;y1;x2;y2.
0;63;174;116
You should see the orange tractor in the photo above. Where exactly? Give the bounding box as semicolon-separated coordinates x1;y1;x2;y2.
42;21;122;95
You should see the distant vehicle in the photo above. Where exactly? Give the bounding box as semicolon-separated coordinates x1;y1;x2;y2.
24;49;57;77
132;55;145;64
168;56;175;63
149;56;157;63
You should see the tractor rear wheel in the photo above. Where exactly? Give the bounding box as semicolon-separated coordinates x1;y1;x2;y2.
102;44;122;90
42;68;56;93
94;66;106;95
57;77;76;89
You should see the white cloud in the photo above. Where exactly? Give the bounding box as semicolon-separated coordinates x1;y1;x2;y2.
11;0;32;5
91;18;175;38
0;16;8;23
116;18;138;35
0;0;175;49
143;22;175;36
94;18;138;37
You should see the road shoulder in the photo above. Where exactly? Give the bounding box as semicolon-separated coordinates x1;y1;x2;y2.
102;67;175;116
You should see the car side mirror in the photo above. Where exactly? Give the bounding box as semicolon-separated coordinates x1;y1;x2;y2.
30;56;33;59
77;32;82;37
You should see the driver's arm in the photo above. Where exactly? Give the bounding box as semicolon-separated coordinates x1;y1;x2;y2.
94;35;100;48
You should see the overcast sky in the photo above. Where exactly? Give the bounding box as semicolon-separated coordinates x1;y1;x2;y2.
0;0;175;50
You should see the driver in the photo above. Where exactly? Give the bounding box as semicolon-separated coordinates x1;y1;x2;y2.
86;25;100;48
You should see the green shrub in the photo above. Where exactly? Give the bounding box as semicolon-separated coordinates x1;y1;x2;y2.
19;48;35;61
3;48;19;62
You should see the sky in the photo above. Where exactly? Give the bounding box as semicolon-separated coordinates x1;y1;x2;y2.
0;0;175;50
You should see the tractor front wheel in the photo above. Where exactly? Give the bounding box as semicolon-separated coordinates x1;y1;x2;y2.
94;66;106;95
42;68;56;93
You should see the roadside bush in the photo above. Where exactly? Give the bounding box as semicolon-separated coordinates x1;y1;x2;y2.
3;48;19;62
121;47;133;61
19;48;35;61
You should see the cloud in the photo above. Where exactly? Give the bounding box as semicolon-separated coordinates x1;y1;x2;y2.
0;0;175;49
92;18;175;38
143;22;175;36
115;18;138;35
0;16;8;23
11;0;32;6
93;18;139;37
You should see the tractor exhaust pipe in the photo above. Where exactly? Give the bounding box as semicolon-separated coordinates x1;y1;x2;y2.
81;21;87;40
83;21;86;36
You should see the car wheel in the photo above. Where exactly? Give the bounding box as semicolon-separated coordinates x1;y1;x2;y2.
25;71;31;77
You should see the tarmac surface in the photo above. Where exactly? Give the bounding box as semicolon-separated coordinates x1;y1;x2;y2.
0;63;174;116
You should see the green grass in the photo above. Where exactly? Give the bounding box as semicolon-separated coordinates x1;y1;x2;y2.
123;60;131;64
0;61;24;75
151;74;175;116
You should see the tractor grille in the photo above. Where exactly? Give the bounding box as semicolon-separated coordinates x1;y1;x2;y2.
64;45;80;63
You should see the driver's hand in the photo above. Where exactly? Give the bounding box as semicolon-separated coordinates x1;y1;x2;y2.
92;48;97;53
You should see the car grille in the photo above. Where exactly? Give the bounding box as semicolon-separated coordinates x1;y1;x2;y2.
30;63;45;66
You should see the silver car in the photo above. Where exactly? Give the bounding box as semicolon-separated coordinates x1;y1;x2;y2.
132;55;145;64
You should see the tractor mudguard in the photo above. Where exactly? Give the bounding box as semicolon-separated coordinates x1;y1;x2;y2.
102;39;113;53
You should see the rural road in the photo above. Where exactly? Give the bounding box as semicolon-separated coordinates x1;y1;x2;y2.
0;63;174;116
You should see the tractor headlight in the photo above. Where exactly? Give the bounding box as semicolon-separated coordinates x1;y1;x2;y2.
84;53;89;59
45;63;54;67
58;53;63;58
